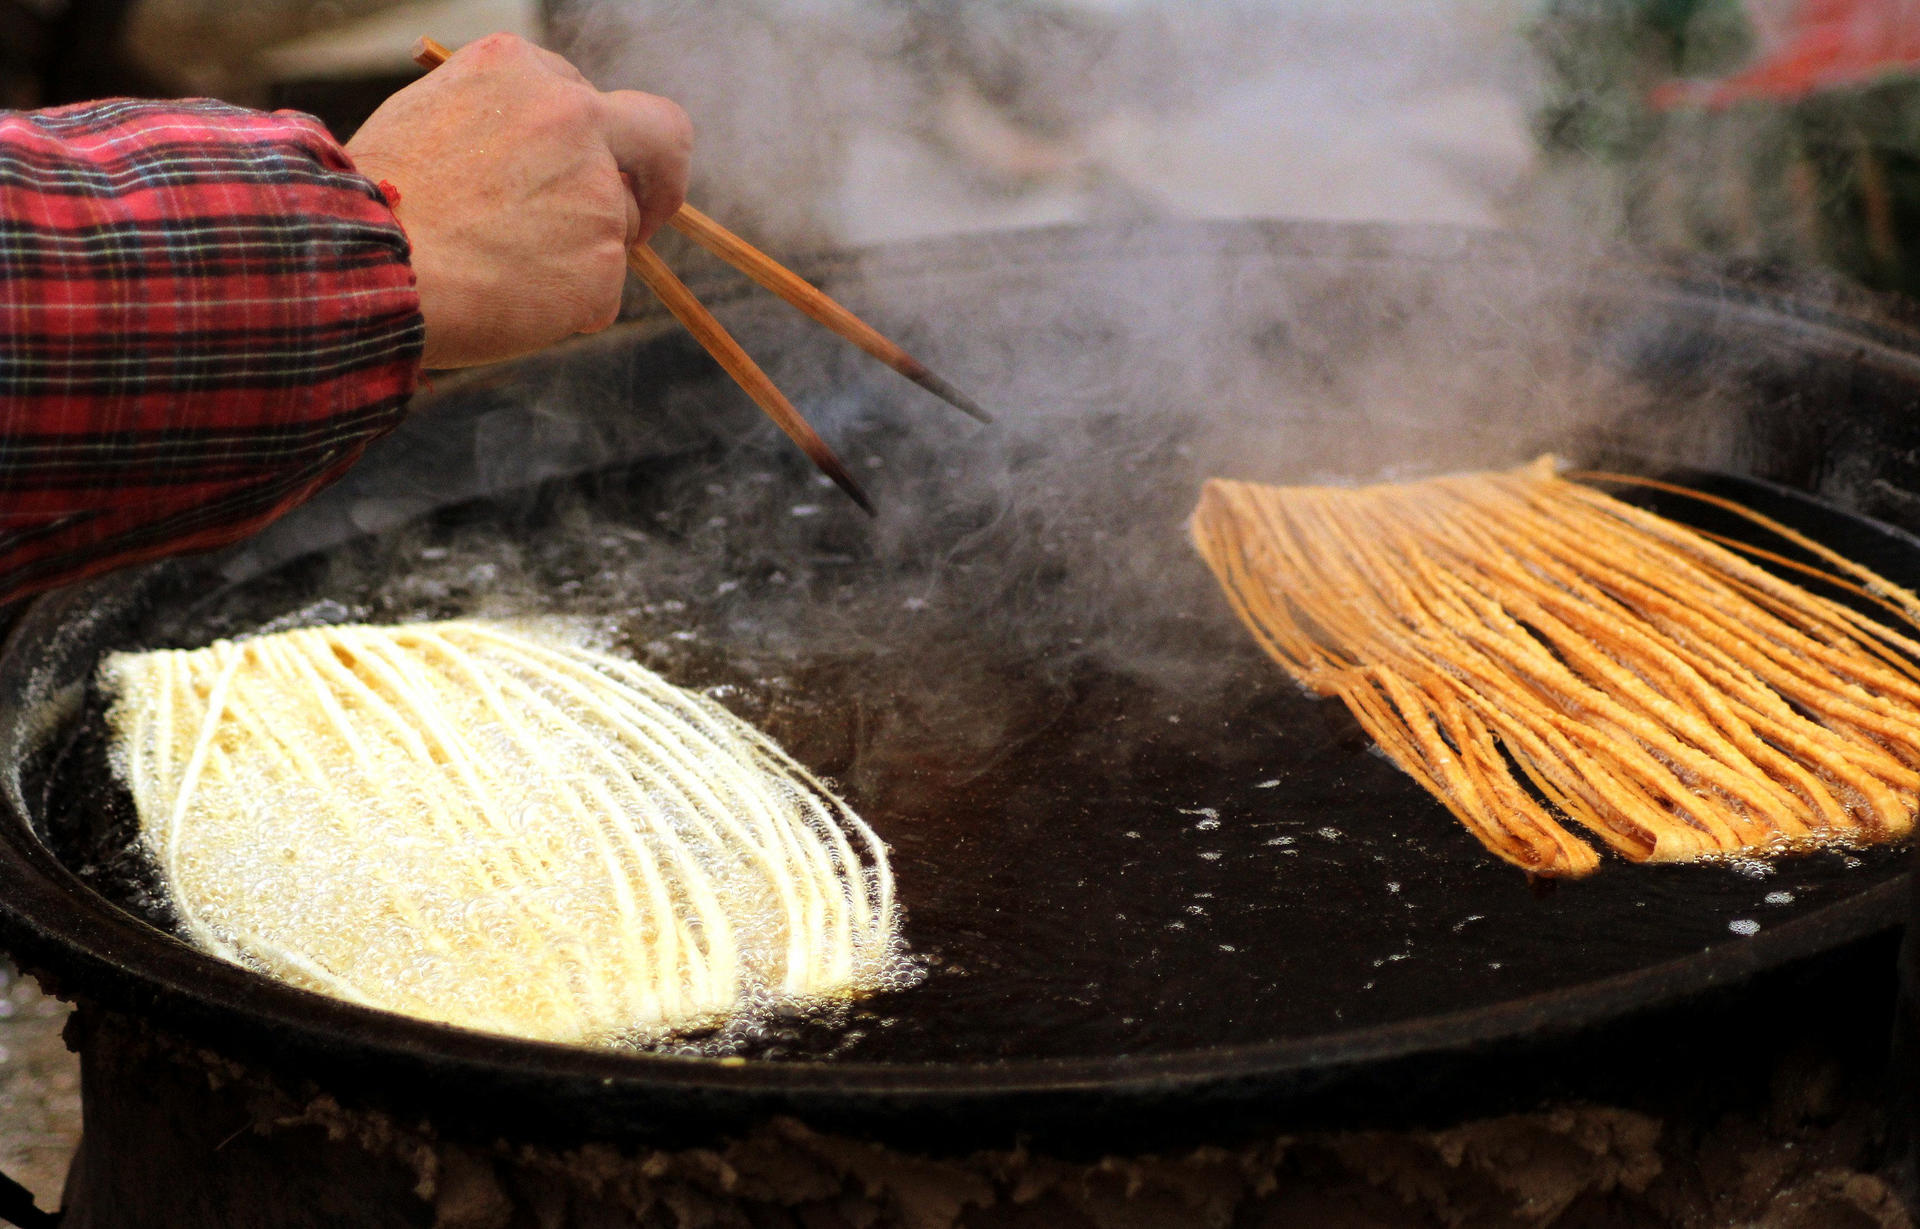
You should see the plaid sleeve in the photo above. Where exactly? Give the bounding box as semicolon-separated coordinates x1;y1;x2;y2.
0;98;424;607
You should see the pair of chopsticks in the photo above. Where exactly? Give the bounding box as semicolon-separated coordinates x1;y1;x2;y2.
411;36;989;516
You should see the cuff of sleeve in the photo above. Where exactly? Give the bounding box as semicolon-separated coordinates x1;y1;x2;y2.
272;110;426;451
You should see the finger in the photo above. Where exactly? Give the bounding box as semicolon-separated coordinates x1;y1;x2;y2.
569;238;631;337
579;272;627;334
598;90;692;242
619;172;644;249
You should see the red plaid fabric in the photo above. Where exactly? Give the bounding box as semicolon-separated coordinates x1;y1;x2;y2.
0;98;423;606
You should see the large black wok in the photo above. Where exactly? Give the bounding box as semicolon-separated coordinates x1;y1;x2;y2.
2;220;1919;1158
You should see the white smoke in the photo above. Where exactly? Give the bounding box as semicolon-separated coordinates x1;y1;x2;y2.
553;0;1543;247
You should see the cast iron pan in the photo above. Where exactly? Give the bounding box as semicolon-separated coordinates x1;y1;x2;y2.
2;221;1919;1153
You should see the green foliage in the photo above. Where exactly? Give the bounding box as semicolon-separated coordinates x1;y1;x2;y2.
1530;0;1920;296
1533;0;1753;160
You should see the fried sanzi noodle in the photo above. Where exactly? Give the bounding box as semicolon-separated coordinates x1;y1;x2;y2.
101;619;902;1045
1192;456;1920;877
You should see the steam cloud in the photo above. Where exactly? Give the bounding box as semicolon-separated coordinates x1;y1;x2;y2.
219;1;1809;709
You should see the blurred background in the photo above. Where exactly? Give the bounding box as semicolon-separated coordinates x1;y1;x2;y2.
4;0;1914;289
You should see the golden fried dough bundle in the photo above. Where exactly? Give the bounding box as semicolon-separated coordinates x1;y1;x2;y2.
1192;457;1920;877
101;619;902;1044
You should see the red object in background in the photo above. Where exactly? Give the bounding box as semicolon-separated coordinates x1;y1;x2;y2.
1652;0;1920;108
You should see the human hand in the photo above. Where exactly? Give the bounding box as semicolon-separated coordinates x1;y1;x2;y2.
344;33;691;369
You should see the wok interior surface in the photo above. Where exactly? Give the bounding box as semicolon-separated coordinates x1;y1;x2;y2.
29;464;1919;1066
9;221;1920;1080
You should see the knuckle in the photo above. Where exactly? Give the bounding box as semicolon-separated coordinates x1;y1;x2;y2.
470;31;524;59
552;84;599;133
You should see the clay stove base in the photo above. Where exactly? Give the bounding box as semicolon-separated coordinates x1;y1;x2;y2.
47;990;1910;1229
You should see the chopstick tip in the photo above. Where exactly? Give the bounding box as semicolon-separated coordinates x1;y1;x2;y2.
909;370;993;424
838;473;878;517
819;456;877;515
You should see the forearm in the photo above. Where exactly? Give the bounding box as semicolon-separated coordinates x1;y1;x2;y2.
0;98;424;605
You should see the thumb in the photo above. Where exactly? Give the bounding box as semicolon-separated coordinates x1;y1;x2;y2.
599;90;692;242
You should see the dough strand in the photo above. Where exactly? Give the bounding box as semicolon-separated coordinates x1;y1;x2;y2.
102;619;903;1045
1192;457;1920;877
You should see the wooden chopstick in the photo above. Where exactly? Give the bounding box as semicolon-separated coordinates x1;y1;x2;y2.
627;246;873;514
407;36;871;513
413;35;453;65
665;204;991;423
411;36;988;421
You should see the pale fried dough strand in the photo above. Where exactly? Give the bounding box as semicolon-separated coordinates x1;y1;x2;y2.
100;619;903;1044
1191;456;1920;877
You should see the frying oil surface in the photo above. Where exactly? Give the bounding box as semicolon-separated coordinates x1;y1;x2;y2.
44;465;1914;1062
